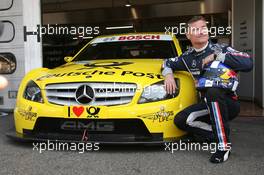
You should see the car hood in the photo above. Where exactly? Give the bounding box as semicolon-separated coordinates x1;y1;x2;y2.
34;59;165;88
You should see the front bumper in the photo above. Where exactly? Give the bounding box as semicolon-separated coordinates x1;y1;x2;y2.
14;96;191;142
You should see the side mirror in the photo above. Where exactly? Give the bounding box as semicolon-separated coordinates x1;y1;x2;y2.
64;56;74;63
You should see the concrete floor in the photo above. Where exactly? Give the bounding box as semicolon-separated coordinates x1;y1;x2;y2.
0;113;264;175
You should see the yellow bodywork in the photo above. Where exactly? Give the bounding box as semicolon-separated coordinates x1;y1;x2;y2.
14;33;197;141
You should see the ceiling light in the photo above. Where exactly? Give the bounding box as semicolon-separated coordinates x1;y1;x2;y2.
125;0;131;7
106;25;133;30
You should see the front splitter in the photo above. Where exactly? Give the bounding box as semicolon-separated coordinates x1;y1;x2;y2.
6;129;185;145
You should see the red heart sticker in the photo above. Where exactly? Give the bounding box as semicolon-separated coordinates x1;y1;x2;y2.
73;106;84;117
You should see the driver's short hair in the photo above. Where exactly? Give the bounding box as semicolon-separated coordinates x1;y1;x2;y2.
187;16;206;26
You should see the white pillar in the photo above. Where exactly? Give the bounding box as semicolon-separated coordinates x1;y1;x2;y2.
22;0;42;73
0;0;42;110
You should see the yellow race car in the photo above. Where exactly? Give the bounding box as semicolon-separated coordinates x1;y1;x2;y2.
9;33;197;143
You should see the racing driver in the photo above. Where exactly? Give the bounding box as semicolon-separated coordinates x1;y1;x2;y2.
162;16;253;163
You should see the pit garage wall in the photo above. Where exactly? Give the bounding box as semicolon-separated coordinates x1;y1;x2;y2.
262;0;264;108
232;0;255;102
0;0;42;110
233;0;264;108
255;0;264;108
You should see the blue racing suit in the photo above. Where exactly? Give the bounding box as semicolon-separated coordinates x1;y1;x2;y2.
162;41;253;150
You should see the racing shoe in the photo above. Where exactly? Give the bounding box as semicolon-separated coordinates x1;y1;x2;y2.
209;149;231;163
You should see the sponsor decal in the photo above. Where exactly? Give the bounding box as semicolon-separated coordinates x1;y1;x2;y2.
36;70;163;80
137;107;174;123
103;36;116;42
121;71;163;79
191;60;197;68
72;106;84;117
79;61;134;70
86;106;100;118
91;34;172;44
36;62;162;80
60;121;114;131
69;106;101;118
205;80;214;87
118;35;160;41
190;68;201;76
18;106;37;121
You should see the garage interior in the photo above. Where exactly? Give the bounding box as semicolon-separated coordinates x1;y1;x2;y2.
41;0;231;68
40;0;263;112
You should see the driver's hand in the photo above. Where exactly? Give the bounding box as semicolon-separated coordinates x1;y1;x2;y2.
164;73;177;95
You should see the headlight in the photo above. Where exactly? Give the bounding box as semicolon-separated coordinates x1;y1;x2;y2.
138;80;179;104
23;81;43;103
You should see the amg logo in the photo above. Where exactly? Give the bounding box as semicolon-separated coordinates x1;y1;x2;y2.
60;121;114;131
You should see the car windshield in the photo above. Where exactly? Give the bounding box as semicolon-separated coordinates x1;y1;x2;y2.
74;40;177;61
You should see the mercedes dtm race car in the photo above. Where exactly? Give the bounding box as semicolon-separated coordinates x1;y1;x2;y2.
10;33;197;143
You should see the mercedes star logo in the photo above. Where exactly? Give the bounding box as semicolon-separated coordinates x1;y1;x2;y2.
75;85;95;105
